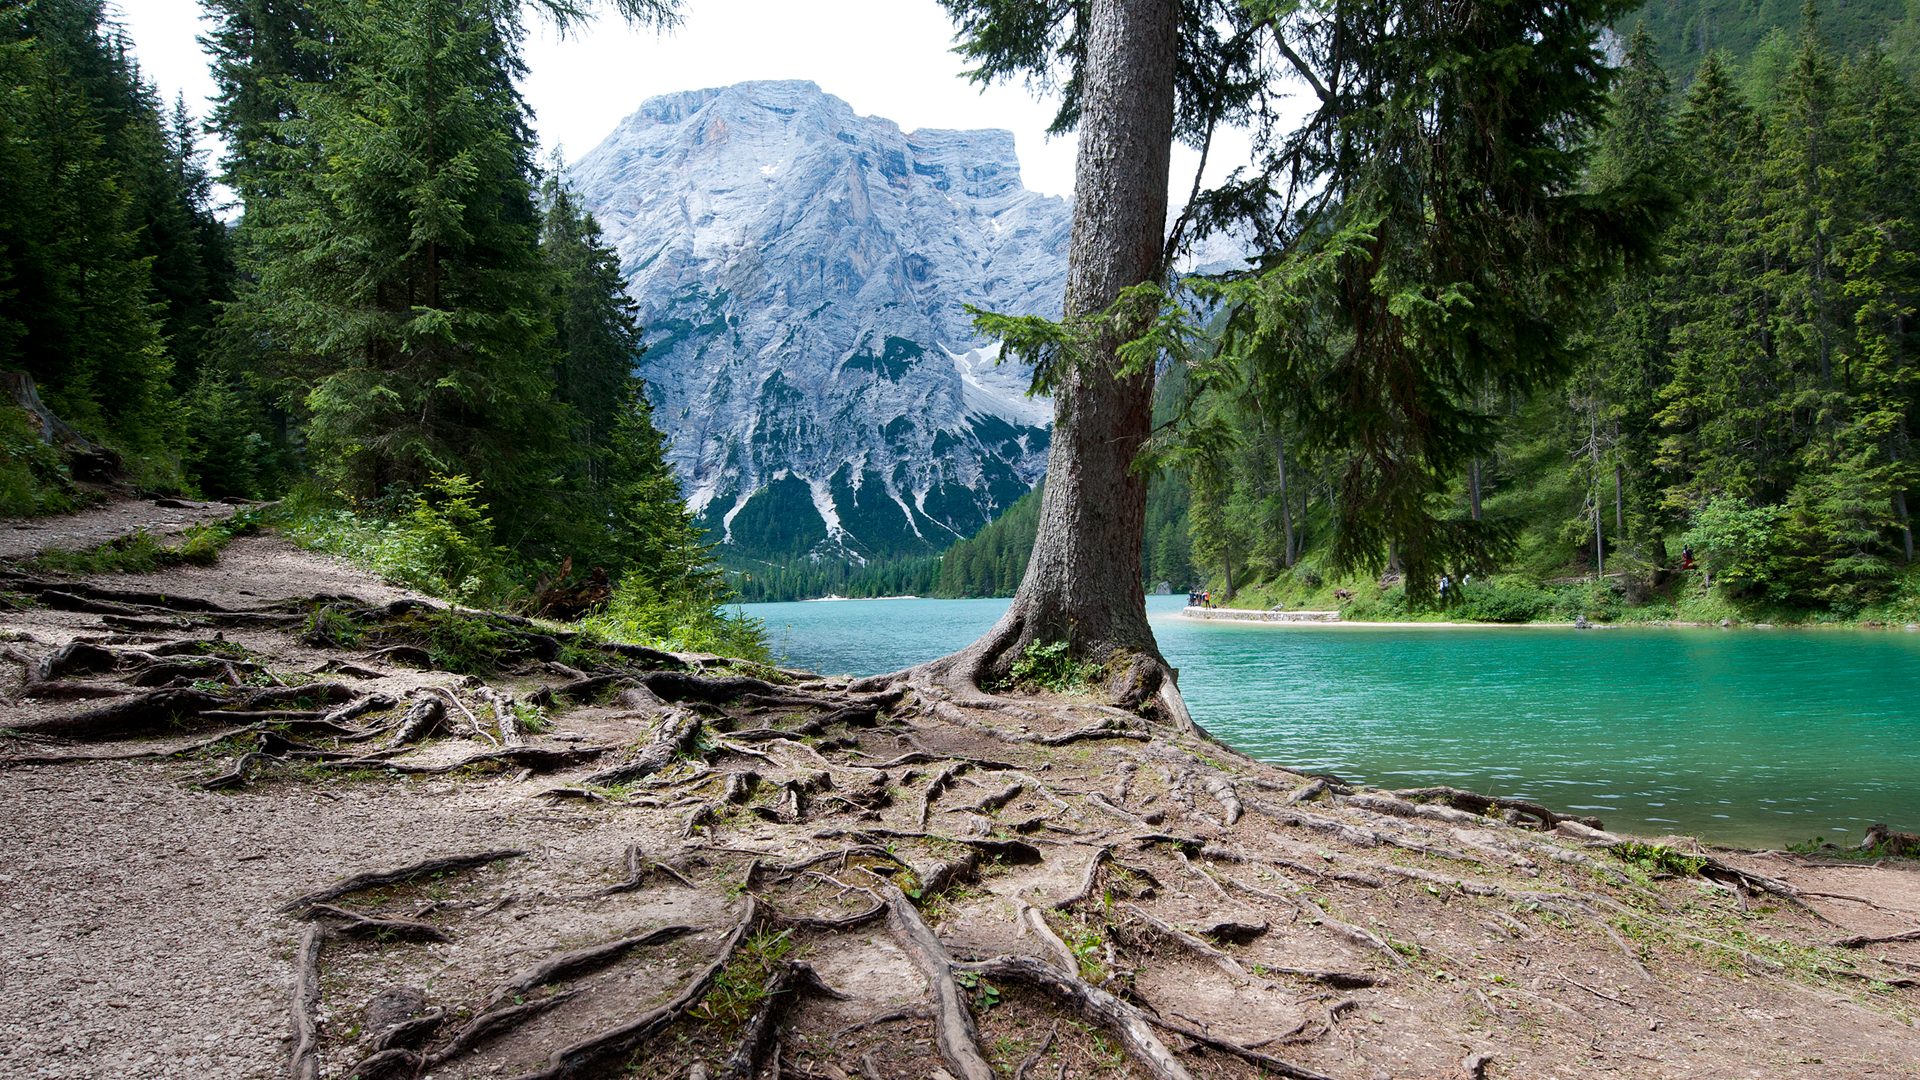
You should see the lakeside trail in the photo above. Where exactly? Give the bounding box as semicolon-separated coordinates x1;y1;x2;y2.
2;502;1918;1080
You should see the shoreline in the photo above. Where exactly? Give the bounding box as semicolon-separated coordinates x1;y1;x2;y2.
1171;604;1920;631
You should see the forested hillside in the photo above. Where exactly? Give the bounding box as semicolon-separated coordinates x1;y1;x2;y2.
1627;0;1919;76
1186;18;1919;623
1;0;755;654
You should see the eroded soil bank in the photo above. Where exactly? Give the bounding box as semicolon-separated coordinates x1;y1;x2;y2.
3;506;1917;1080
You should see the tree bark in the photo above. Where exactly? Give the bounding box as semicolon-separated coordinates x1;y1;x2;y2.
1591;409;1605;579
1468;457;1482;521
898;0;1183;718
1277;439;1296;567
1895;488;1913;565
1614;460;1625;542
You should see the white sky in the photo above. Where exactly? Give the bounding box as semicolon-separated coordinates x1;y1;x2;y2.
114;0;1283;208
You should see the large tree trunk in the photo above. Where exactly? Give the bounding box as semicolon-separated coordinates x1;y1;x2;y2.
878;0;1185;723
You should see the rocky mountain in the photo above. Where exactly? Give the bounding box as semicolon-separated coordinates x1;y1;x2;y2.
570;80;1070;566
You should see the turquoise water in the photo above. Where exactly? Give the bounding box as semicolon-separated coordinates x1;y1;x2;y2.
744;594;1920;847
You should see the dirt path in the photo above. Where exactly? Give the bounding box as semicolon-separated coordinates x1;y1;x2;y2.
1;512;1916;1080
0;496;241;561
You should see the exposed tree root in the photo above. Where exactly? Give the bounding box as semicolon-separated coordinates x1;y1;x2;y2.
954;781;1023;815
1202;775;1243;825
427;990;583;1067
14;688;228;739
1393;786;1603;830
301;903;451;942
1052;844;1113;910
1137;1012;1341;1080
199;750;271;790
878;882;995;1080
916;763;962;829
833;1005;932;1039
581;707;702;786
340;1046;421;1080
279;850;526;913
485;925;699;1008
635;671;784;705
391;695;446;744
289;923;324;1080
1087;791;1160;825
504;897;760;1080
600;843;702;894
1013;1020;1059;1080
1246;798;1479;863
1832;927;1920;949
953;955;1194;1080
717;961;847;1080
1014;895;1081;975
1120;902;1268;987
323;745;611;777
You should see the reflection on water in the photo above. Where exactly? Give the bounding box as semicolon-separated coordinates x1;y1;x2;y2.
740;594;1920;847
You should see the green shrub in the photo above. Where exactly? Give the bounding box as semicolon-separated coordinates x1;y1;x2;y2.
280;478;767;661
0;405;84;517
1682;497;1789;599
1609;841;1707;877
1004;639;1104;693
279;476;519;605
416;611;517;674
1454;580;1551;622
578;576;768;661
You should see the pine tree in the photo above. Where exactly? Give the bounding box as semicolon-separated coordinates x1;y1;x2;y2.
232;0;567;513
0;1;168;444
539;170;642;470
1832;49;1920;564
1579;25;1683;563
1658;51;1773;507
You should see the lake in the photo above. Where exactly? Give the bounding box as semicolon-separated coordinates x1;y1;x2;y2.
743;594;1920;848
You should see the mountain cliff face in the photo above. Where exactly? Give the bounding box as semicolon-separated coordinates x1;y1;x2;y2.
570;80;1069;565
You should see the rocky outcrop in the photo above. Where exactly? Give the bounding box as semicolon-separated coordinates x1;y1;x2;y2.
570;81;1069;564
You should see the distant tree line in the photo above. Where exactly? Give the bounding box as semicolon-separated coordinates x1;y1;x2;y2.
728;471;1196;604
